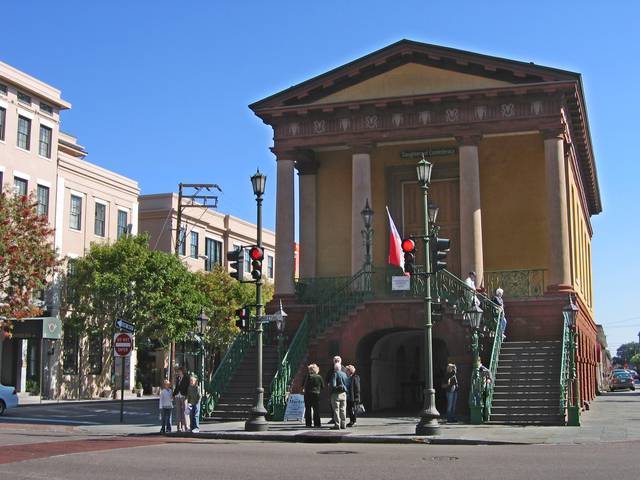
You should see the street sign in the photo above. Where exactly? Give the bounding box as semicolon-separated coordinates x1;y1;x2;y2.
115;318;135;333
114;332;133;357
42;316;63;339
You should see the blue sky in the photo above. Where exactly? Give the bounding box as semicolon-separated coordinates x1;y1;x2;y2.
1;1;638;354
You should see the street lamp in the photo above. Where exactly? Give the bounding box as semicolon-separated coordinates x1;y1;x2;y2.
246;169;268;432
415;154;440;436
428;204;439;225
361;199;374;276
274;300;288;362
564;295;581;426
464;303;485;424
197;308;209;398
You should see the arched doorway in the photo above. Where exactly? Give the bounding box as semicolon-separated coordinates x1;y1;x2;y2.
356;329;449;414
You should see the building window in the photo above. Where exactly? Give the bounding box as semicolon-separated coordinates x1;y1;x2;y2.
178;226;186;256
70;195;82;230
40;102;53;115
117;210;128;239
190;231;199;258
63;327;79;374
268;255;274;279
17;91;31;105
205;238;222;271
36;185;49;218
94;203;106;237
39;125;52;158
0;107;6;141
17;116;31;150
14;177;28;196
87;333;103;375
0;83;7;95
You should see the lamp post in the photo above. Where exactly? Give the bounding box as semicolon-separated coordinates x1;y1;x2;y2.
274;300;288;362
564;296;580;426
415;155;440;436
246;169;268;432
196;308;208;398
465;304;484;424
361;199;374;273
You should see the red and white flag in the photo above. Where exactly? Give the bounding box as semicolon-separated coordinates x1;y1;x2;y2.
386;206;404;270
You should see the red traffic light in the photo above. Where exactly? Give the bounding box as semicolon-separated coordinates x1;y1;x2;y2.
401;238;415;253
248;246;264;261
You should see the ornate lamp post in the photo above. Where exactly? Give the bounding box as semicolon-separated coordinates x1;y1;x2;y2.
274;300;288;362
246;169;268;432
564;296;580;426
415;155;440;436
196;308;208;397
361;199;374;273
465;304;484;424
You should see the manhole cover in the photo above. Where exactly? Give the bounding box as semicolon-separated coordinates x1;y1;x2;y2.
424;456;459;462
317;450;359;455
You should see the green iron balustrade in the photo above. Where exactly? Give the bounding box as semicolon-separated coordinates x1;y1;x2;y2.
484;269;546;298
295;276;354;304
201;329;257;418
559;311;572;423
267;269;373;420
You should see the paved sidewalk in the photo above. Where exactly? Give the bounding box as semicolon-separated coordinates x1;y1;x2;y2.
158;389;640;445
17;392;156;407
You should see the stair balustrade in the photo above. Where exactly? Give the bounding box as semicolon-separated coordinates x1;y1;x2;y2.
560;310;572;422
267;269;373;420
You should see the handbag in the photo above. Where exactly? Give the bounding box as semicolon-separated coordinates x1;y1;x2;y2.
355;403;366;416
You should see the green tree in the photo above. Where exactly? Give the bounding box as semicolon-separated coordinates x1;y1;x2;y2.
614;342;640;366
0;191;59;336
631;353;640;371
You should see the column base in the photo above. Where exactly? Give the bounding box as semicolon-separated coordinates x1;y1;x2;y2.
415;406;440;435
545;284;575;294
245;406;269;431
567;406;581;426
470;405;484;425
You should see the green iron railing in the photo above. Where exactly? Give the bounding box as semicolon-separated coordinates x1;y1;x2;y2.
484;307;505;420
295;276;353;304
267;269;373;420
484;269;547;298
201;329;256;418
560;311;571;420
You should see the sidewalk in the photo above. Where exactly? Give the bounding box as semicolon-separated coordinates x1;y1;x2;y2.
17;391;156;407
158;390;640;445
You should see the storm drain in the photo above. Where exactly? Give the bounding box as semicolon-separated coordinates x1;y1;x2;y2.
425;456;459;462
317;450;360;455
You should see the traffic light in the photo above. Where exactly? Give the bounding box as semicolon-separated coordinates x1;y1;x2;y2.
401;238;416;274
235;307;249;330
248;246;264;280
431;235;451;273
227;247;245;280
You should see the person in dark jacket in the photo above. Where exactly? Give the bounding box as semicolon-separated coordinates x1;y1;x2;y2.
443;363;458;422
345;364;361;427
302;363;324;428
173;367;189;432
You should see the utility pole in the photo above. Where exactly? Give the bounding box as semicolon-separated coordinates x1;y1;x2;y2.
170;182;221;382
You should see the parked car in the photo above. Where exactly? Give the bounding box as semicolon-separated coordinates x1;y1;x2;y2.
0;383;19;415
609;371;636;392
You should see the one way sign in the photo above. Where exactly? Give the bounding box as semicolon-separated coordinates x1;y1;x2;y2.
115;318;135;333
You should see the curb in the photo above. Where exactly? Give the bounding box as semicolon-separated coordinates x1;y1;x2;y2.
155;431;526;445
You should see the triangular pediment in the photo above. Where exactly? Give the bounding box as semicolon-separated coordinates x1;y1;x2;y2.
312;63;512;105
251;39;578;111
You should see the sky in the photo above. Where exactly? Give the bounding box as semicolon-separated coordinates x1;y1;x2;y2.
1;0;638;354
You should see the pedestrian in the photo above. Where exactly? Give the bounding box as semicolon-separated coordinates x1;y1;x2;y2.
478;361;492;421
329;362;349;430
492;288;508;340
345;365;361;427
325;356;344;425
187;375;201;433
442;364;458;422
159;379;173;434
303;363;324;428
464;271;480;308
173;367;189;432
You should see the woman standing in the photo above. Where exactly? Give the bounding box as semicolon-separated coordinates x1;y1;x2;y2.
443;363;458;422
303;364;324;428
345;365;361;427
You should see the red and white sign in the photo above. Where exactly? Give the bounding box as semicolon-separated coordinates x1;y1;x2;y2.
114;332;133;357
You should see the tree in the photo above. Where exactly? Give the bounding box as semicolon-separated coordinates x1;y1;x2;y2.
614;342;640;366
0;192;59;336
62;234;203;346
630;353;640;371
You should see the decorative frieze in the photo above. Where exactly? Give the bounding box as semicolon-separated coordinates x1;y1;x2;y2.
276;96;559;139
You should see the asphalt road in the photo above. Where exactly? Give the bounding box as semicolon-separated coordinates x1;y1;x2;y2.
1;439;638;480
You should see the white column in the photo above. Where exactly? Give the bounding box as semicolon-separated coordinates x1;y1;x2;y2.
275;158;296;295
298;163;317;279
458;138;484;283
18;339;28;393
351;146;372;275
544;130;571;287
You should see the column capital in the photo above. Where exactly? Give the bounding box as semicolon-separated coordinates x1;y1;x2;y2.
296;157;319;175
455;134;482;147
271;147;313;163
542;127;566;141
350;140;374;155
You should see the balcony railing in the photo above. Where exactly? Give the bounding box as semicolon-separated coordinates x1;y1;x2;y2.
484;269;546;298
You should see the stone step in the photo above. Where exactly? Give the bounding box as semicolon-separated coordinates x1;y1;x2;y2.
487;415;564;426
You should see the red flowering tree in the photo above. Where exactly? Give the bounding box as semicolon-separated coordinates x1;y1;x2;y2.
0;192;59;337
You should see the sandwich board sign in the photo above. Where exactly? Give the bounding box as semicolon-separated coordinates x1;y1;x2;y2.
283;394;305;422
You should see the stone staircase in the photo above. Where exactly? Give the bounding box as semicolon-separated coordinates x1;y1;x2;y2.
490;340;565;425
206;344;279;422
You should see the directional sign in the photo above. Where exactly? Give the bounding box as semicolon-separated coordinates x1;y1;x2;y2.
114;332;133;357
115;318;135;333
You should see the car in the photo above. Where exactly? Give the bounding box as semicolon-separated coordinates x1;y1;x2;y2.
609;372;636;392
0;383;19;415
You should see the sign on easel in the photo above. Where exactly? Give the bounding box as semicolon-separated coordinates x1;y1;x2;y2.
283;394;305;422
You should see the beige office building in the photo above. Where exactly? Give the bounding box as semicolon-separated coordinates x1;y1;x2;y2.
0;61;140;399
